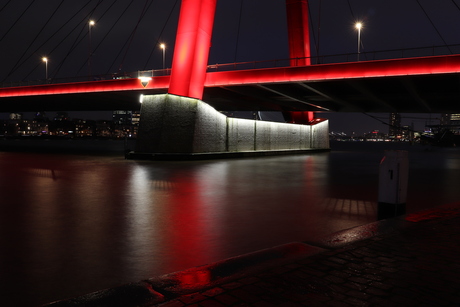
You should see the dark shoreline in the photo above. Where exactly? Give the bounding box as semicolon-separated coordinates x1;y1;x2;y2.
0;137;136;154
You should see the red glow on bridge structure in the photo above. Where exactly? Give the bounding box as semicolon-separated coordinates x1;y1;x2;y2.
204;54;460;87
1;55;460;100
168;0;217;100
0;76;170;98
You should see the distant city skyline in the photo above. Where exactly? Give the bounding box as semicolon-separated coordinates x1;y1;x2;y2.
0;110;443;137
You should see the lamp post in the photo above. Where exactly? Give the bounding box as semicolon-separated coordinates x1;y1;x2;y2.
88;20;95;77
42;57;48;80
355;22;362;61
160;43;166;70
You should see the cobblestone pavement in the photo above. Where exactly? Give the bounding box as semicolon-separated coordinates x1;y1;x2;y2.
157;204;460;307
46;203;460;307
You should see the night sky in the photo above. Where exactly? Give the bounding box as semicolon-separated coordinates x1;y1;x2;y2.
1;0;459;135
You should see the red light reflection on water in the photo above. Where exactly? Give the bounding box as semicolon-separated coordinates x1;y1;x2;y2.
163;171;211;271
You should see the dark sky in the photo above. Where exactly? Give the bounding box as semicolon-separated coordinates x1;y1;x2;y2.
1;0;459;134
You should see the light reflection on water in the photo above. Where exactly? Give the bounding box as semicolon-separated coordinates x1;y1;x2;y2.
0;143;458;305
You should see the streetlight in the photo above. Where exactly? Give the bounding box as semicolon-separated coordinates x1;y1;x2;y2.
355;22;362;61
88;20;95;77
42;57;48;80
160;43;165;70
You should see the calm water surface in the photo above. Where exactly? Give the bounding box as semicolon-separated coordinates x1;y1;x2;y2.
0;141;459;306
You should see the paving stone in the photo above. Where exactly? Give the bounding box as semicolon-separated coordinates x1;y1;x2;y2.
201;287;224;297
144;206;460;306
197;299;226;307
178;293;207;304
228;288;262;303
213;293;240;305
239;277;260;285
220;282;243;290
157;299;185;307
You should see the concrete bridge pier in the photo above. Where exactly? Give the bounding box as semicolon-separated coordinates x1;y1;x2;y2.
129;94;329;160
128;0;329;160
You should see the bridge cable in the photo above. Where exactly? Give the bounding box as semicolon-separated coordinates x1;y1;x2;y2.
0;0;36;44
307;0;319;63
362;113;417;134
116;0;154;73
4;1;65;80
346;0;366;59
233;0;244;62
5;1;94;82
415;0;453;53
74;0;124;76
142;0;180;70
21;2;100;81
451;0;460;12
0;0;12;13
46;1;103;79
316;0;322;63
106;0;152;74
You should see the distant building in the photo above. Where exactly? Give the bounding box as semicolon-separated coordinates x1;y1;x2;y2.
112;110;140;138
440;113;460;134
74;119;95;137
96;120;112;137
389;113;401;139
440;113;451;127
113;110;134;125
9;113;22;120
365;130;386;141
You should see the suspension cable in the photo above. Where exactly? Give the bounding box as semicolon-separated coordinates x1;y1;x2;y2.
307;0;318;62
233;0;244;62
347;0;365;58
51;1;104;78
117;0;153;72
21;2;97;80
0;0;12;13
5;1;65;79
346;0;355;20
142;0;179;70
450;0;460;12
75;0;122;75
107;0;153;74
0;0;36;44
5;1;93;81
416;0;452;53
316;0;322;61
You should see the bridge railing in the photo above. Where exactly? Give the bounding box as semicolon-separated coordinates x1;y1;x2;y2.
2;44;460;88
207;43;460;71
0;70;168;89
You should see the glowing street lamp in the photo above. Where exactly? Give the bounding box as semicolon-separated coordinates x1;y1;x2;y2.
42;57;48;79
88;20;95;77
160;43;166;70
355;22;362;61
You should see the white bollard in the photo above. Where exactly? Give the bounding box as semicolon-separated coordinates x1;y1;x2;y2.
378;150;409;220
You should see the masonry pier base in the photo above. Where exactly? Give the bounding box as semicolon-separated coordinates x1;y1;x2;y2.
127;94;329;160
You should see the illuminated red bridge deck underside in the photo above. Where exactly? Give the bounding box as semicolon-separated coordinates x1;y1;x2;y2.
2;55;460;113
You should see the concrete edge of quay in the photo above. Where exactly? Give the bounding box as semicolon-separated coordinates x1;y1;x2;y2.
43;201;460;307
125;148;331;161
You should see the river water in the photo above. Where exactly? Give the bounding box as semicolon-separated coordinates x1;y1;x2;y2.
0;141;459;306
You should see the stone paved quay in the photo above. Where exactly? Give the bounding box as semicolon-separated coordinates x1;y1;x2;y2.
47;202;460;307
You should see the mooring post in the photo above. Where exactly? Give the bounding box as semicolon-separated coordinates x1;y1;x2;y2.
378;150;409;220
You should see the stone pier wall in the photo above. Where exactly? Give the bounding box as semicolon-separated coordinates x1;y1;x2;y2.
135;94;329;155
